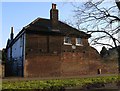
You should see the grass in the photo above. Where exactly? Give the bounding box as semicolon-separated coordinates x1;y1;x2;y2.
2;75;119;90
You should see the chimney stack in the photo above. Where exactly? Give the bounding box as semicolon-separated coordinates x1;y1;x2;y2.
52;3;56;9
10;27;14;40
50;3;58;29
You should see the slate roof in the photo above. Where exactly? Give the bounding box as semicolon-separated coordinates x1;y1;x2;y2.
24;18;91;38
6;18;91;48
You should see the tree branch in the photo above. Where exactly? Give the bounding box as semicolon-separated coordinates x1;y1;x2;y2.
92;41;114;48
87;30;118;48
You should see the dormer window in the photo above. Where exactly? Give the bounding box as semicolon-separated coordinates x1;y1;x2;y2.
76;38;82;46
64;37;72;45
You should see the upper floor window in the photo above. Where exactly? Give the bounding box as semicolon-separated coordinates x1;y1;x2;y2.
64;37;72;45
76;38;82;45
20;36;23;47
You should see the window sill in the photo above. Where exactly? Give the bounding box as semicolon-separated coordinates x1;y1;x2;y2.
64;43;72;45
76;44;83;46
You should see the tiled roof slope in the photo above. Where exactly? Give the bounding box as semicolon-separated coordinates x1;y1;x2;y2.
24;18;91;38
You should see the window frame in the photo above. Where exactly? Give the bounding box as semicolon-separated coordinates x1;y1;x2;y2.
20;36;23;47
76;37;83;46
64;36;72;45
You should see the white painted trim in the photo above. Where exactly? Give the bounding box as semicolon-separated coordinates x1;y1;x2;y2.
64;43;72;45
76;44;83;46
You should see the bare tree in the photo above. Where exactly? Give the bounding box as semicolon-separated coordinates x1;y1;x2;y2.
72;0;120;78
116;0;120;10
72;0;120;47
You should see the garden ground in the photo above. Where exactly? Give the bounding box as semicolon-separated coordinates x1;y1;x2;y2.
1;74;120;90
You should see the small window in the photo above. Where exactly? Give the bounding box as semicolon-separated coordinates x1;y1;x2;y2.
64;37;72;45
76;38;82;45
20;37;22;47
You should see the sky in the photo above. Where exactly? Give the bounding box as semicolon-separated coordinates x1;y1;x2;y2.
1;1;119;52
1;2;75;50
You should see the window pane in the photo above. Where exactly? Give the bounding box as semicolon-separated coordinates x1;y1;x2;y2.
76;38;82;44
64;37;71;44
20;37;23;47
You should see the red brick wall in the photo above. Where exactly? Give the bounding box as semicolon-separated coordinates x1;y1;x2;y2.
49;36;62;54
24;33;62;77
60;49;100;76
25;33;62;54
60;47;118;76
25;34;48;54
24;33;118;77
24;55;61;77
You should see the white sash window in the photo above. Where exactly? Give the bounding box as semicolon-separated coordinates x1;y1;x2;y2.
64;37;72;45
76;38;82;46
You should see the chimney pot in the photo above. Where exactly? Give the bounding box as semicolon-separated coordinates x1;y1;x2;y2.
52;3;56;9
11;27;14;40
11;27;13;33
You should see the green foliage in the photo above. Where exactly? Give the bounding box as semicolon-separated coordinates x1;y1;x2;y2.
2;75;119;90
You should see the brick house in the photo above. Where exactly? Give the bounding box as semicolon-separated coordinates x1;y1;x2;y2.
5;4;117;77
